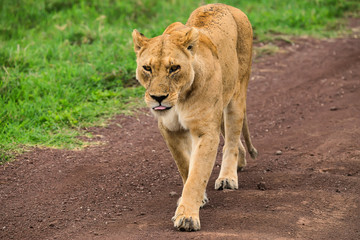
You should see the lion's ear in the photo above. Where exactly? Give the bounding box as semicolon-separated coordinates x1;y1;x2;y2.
132;29;148;53
181;27;199;52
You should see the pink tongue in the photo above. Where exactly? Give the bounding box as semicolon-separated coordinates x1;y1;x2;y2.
154;106;167;110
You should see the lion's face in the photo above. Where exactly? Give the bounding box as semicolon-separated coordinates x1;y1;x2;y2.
132;24;199;115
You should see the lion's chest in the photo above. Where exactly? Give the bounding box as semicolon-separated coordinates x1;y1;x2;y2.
158;107;187;132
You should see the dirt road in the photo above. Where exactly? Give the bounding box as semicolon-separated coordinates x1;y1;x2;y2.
1;35;359;239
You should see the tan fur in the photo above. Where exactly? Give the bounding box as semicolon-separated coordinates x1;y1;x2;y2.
132;3;257;231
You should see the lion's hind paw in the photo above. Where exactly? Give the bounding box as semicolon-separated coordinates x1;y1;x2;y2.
200;192;209;208
249;147;258;159
215;177;238;190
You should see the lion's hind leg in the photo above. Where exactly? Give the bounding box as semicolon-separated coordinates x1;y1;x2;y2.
215;96;246;190
242;113;258;159
237;139;247;171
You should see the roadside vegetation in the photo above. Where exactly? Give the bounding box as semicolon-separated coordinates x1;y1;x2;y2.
0;0;358;163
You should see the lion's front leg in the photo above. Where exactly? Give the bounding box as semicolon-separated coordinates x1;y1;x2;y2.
173;131;219;231
158;123;191;185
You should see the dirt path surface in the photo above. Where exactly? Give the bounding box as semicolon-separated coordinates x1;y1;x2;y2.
1;35;360;240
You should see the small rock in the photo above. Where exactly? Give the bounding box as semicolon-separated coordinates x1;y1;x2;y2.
257;182;267;191
275;150;282;155
330;106;338;111
169;191;178;197
49;222;56;227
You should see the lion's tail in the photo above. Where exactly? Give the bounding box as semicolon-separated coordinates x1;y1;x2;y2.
242;112;258;159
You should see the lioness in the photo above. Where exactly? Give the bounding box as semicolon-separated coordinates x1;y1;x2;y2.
132;3;257;231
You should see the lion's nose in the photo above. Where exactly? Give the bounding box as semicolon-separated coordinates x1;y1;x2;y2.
150;94;169;104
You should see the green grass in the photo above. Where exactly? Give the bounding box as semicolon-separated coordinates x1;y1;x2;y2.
0;0;359;163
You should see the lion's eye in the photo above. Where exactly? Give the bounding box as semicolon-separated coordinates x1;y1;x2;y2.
143;65;152;73
169;65;181;74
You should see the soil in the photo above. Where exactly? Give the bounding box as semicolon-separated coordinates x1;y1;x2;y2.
1;34;360;239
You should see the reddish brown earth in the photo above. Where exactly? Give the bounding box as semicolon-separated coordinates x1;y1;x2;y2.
1;35;360;240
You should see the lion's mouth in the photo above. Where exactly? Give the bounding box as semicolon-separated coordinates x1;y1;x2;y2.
152;105;172;111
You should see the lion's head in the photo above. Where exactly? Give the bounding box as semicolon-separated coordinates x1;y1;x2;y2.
132;23;199;115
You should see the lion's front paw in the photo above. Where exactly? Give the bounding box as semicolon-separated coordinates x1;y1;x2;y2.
215;177;238;190
178;192;209;208
172;214;200;231
172;204;200;231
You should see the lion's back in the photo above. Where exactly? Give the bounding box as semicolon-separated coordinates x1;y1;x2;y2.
187;4;253;102
186;4;238;50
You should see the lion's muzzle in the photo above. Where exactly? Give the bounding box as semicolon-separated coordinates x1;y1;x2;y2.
150;94;172;111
